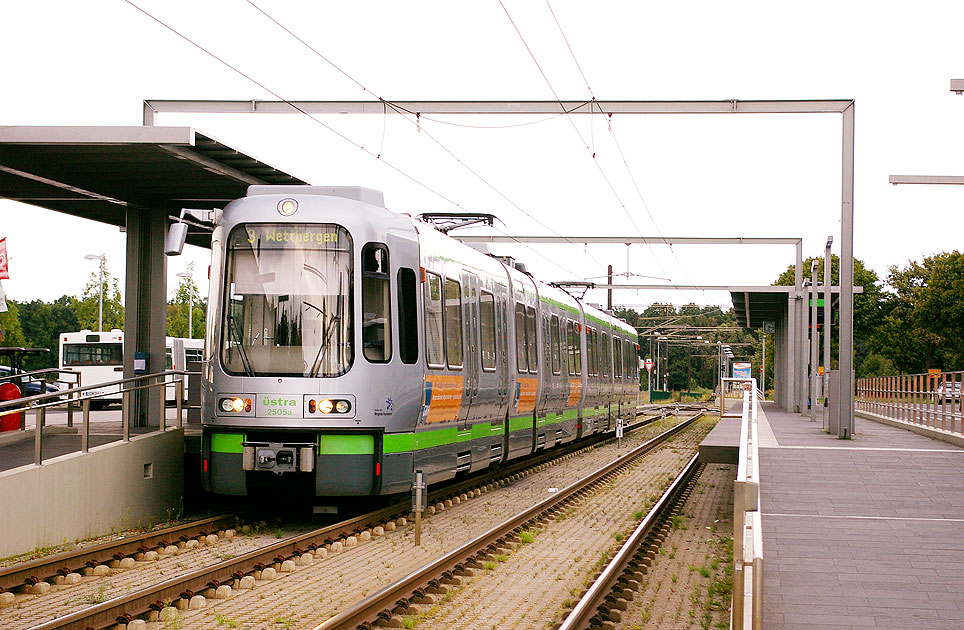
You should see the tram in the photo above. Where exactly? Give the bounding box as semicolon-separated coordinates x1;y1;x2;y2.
198;186;640;498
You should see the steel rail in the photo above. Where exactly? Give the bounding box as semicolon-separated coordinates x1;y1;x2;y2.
312;411;703;630
0;514;240;594
25;409;663;630
558;453;701;630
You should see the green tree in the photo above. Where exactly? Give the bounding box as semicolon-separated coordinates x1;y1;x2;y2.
77;257;124;331
874;252;964;373
13;296;80;370
167;268;205;339
773;254;882;377
0;299;27;348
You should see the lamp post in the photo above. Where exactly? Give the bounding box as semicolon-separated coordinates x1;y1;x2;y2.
176;271;194;338
84;254;105;332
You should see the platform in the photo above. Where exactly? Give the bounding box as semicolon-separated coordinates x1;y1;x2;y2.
758;401;964;629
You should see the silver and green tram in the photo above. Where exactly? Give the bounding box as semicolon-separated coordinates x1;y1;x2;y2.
200;186;640;498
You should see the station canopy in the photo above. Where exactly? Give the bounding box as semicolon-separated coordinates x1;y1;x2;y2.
0;126;307;246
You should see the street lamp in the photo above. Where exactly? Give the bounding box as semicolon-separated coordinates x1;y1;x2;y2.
176;271;194;338
84;254;105;332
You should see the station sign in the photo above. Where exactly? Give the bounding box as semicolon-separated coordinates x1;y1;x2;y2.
732;362;752;379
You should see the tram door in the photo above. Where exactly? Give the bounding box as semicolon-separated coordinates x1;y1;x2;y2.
459;272;480;429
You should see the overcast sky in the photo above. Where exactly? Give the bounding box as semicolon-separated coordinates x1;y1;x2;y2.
2;0;963;311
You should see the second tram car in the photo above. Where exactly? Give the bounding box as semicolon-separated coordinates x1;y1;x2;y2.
200;186;640;498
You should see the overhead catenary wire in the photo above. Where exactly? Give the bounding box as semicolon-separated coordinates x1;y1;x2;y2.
243;0;608;278
542;0;706;299
121;0;466;212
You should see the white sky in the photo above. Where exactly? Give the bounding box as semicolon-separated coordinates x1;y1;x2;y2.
2;0;963;310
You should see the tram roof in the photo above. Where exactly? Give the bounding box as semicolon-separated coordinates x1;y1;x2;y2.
0;126;307;248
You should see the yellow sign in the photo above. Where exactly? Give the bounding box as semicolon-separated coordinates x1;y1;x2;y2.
928;369;942;375
818;366;825;375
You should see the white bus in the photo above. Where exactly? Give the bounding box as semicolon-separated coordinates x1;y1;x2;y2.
59;330;203;405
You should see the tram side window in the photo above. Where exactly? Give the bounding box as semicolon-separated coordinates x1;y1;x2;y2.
480;290;496;371
585;328;594;377
424;272;445;368
567;320;582;376
624;340;633;379
444;278;463;369
525;306;537;373
613;337;622;378
601;332;610;377
515;303;528;373
397;268;418;364
550;315;561;375
362;244;392;363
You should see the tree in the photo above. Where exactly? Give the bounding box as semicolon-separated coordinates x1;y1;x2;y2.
13;296;80;370
773;254;882;377
874;252;964;373
76;257;124;331
0;299;26;348
167;264;206;339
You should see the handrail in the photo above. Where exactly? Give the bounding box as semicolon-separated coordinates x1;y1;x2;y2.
731;378;763;630
0;370;199;466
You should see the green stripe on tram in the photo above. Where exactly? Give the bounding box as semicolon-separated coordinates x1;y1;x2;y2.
318;434;374;455
211;433;244;454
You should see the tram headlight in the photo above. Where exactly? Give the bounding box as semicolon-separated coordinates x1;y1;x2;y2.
219;397;251;413
278;198;298;216
319;399;334;414
335;400;351;414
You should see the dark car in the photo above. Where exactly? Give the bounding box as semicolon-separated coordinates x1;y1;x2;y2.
0;366;60;397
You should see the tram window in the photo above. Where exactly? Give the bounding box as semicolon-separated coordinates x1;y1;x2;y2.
591;328;600;377
444;278;463;369
626;340;635;379
550;315;561;375
362;244;392;363
567;320;582;376
397;268;418;364
525;306;537;373
480;291;496;371
601;332;610;377
424;272;444;368
515;303;527;372
613;337;622;377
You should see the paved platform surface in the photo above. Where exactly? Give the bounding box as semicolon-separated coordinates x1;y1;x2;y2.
760;401;964;629
0;406;198;472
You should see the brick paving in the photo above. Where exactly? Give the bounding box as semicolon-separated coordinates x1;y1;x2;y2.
760;402;964;630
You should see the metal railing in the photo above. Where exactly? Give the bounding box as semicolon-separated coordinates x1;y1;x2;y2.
0;369;198;466
856;371;964;436
731;378;763;630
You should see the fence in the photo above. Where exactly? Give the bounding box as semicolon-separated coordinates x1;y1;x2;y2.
723;377;764;630
0;369;196;466
856;371;964;436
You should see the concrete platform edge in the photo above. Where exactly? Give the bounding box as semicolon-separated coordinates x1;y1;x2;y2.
856;409;964;448
0;429;185;559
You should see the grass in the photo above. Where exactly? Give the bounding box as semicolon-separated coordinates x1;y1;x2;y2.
84;584;108;605
520;530;535;544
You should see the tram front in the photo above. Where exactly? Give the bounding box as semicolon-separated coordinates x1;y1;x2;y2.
200;186;422;499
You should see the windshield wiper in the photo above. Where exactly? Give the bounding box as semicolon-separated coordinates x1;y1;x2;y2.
228;315;254;377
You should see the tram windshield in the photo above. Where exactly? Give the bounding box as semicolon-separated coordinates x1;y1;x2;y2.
221;224;353;377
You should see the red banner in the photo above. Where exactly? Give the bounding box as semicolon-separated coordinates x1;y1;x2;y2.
0;238;8;279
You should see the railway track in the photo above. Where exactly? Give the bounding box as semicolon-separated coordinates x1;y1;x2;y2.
312;411;703;630
12;407;689;630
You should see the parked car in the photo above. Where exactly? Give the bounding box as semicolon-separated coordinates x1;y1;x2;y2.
0;365;60;397
935;382;962;405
